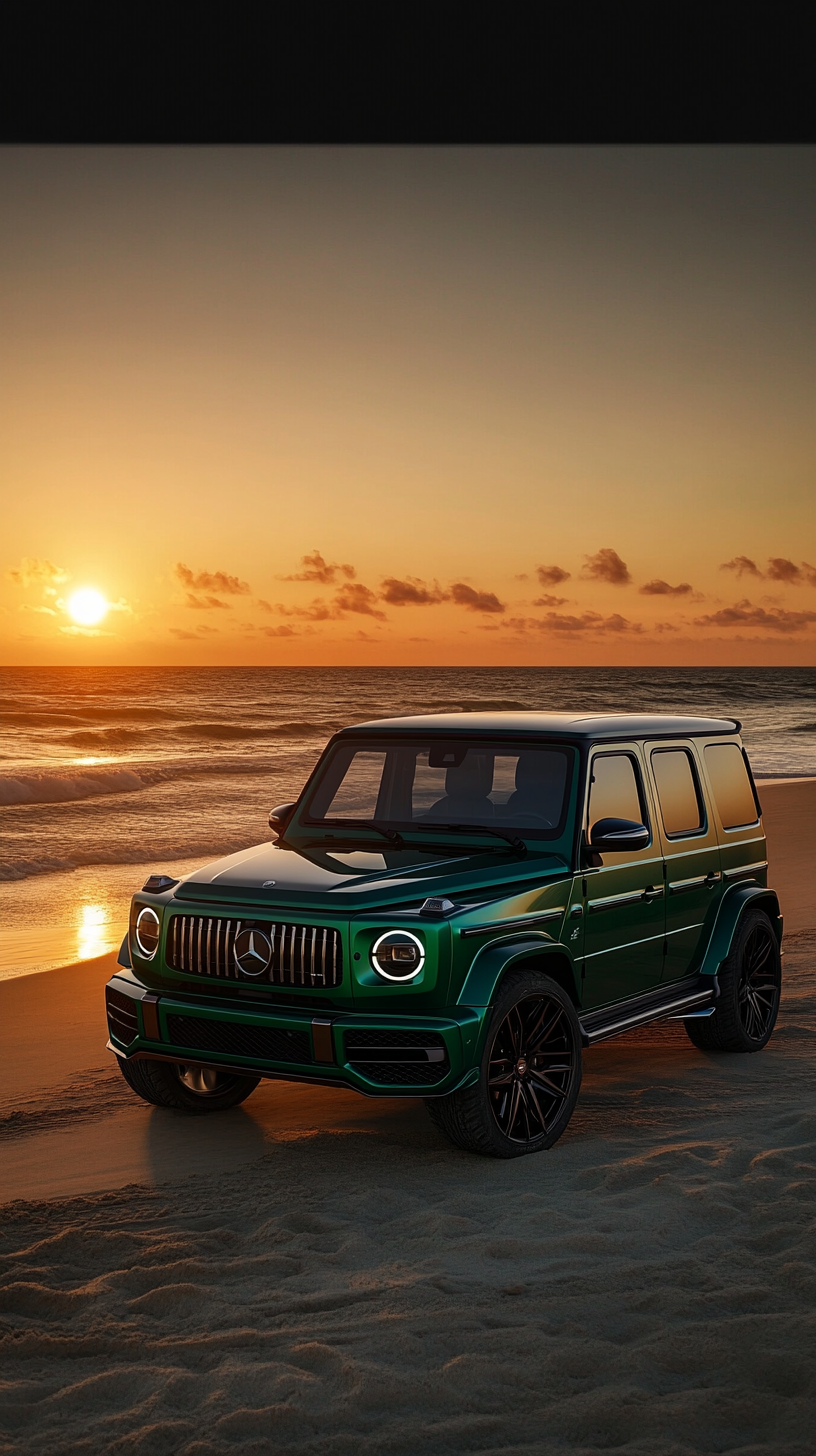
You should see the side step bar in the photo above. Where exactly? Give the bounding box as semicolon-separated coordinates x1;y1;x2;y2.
579;976;717;1046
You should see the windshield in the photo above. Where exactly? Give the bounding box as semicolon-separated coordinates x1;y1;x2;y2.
302;739;574;839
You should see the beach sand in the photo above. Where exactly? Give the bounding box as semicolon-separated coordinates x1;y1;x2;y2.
1;781;814;1454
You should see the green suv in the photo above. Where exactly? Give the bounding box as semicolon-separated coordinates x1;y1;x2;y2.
107;713;782;1157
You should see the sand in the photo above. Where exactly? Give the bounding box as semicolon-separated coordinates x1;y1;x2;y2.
1;781;815;1453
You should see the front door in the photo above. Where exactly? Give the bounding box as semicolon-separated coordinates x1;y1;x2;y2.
581;747;666;1009
647;741;723;984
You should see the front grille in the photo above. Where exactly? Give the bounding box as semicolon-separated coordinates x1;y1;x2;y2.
167;915;342;988
166;1014;311;1064
106;987;139;1046
344;1029;449;1086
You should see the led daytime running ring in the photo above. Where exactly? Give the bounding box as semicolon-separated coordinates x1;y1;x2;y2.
135;906;161;959
370;929;425;982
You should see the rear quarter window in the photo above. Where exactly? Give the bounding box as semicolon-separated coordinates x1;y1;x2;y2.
704;743;759;829
651;748;705;836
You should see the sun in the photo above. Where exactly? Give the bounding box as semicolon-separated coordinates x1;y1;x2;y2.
68;588;109;626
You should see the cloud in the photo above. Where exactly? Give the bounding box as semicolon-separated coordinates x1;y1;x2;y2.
169;624;220;640
333;583;386;619
19;604;57;615
380;576;446;606
720;555;762;578
504;612;641;634
60;625;115;637
581;548;631;585
184;593;231;610
450;583;505;614
694;599;816;634
639;579;693;596
262;624;298;637
532;594;568;607
175;563;250;595
766;557;803;583
536;564;571;586
6;557;69;587
275;599;336;621
281;550;356;585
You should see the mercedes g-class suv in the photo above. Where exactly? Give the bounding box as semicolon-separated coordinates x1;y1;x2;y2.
106;713;782;1157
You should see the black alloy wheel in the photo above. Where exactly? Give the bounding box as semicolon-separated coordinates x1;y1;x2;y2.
425;970;582;1157
684;908;781;1054
487;992;575;1143
736;921;779;1042
116;1055;260;1113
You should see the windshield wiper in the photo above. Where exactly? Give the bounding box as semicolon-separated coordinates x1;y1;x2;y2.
321;820;405;848
422;823;528;856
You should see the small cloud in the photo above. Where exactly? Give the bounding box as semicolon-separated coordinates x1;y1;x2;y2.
450;583;505;614
380;576;446;606
281;550;356;585
532;594;568;607
721;555;763;578
6;557;69;588
504;612;641;634
639;579;693;596
60;625;115;637
184;593;231;611
19;603;57;615
257;599;275;613
355;630;376;642
536;564;571;586
514;573;530;582
766;557;802;583
694;599;816;634
262;624;298;637
581;548;631;585
334;583;386;619
169;624;219;639
175;563;250;595
654;621;680;633
275;598;336;621
804;562;816;587
408;636;430;642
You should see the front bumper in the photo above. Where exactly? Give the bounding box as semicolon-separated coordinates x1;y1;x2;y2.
105;971;481;1098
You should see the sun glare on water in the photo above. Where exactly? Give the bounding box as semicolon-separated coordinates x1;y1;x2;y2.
68;588;109;626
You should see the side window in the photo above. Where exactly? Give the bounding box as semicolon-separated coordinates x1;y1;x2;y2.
704;744;759;829
651;748;705;837
588;754;646;832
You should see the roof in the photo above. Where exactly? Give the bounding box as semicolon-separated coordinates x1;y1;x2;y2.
341;711;740;741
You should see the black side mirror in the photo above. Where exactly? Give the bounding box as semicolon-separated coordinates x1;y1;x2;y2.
268;802;297;839
589;817;650;853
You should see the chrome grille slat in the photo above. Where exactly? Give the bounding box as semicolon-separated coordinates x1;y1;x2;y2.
166;914;342;988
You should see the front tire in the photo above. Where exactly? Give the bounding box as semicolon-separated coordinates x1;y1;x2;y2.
425;970;582;1157
684;908;781;1053
116;1056;260;1113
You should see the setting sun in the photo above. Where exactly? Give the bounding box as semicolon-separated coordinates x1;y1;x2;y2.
67;588;108;626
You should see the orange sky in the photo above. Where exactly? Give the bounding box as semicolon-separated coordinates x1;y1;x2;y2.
2;147;815;666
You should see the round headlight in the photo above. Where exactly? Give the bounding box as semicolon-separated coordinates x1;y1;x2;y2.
370;930;425;982
135;906;161;959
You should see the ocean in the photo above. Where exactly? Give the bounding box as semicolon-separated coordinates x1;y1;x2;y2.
2;666;814;977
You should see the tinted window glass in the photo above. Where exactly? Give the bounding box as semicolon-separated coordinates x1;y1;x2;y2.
306;740;571;835
651;749;704;836
704;744;758;829
588;754;643;830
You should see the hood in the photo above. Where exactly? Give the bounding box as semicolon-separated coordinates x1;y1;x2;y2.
173;839;571;911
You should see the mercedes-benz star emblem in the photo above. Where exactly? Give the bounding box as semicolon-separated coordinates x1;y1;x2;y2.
234;928;272;977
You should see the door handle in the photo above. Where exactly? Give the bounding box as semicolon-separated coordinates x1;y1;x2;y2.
704;872;721;887
642;885;664;901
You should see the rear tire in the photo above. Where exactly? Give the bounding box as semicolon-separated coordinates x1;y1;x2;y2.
684;908;781;1053
425;970;582;1157
116;1056;260;1113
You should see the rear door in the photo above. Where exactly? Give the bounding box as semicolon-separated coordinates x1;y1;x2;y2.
647;741;721;984
581;745;666;1009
